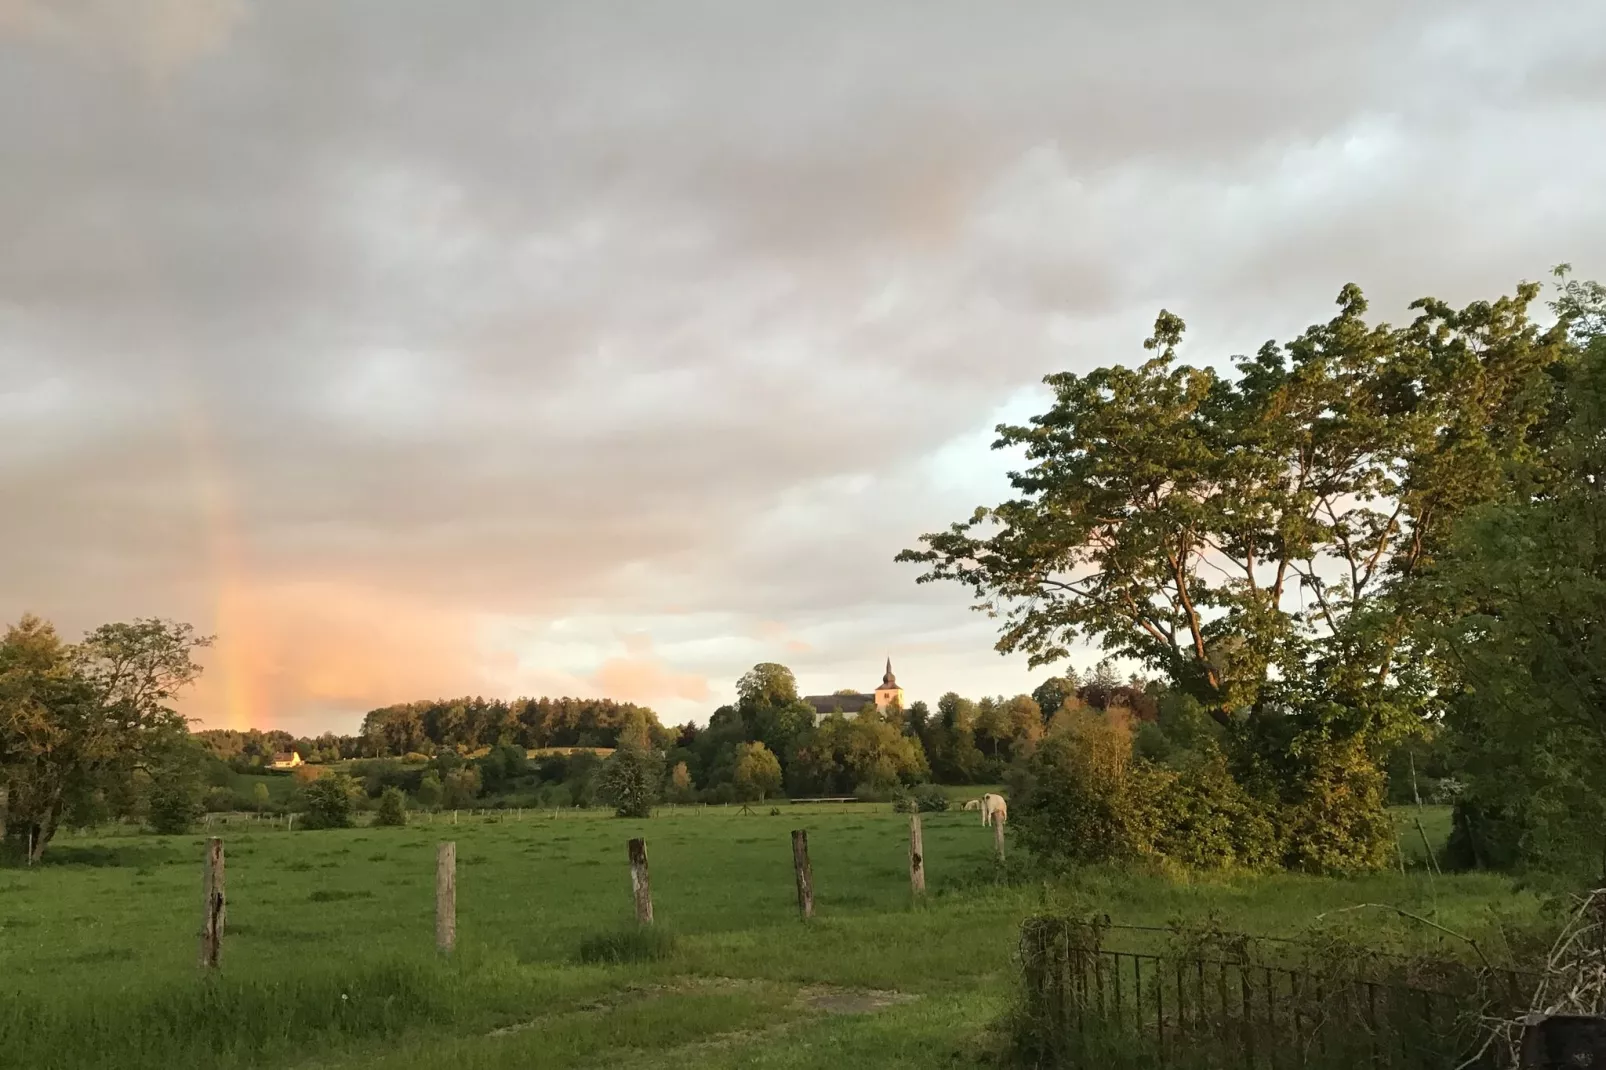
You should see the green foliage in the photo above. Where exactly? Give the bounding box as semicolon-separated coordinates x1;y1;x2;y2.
146;776;204;835
360;696;667;758
900;281;1574;874
575;925;677;965
1012;729;1147;867
251;782;272;812
299;773;359;829
442;767;481;808
1141;752;1278;870
788;708;929;796
913;784;950;812
416;771;443;808
731;741;782;801
1013;710;1280;871
1421;269;1606;875
475;744;529;795
1;615;208;861
373;786;408;827
666;761;695;803
597;746;662;818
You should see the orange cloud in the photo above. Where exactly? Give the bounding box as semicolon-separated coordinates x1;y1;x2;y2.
754;619;812;654
590;654;711;707
182;578;490;731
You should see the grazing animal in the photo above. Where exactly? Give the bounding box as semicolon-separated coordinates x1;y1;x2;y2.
980;793;1007;827
962;798;981;811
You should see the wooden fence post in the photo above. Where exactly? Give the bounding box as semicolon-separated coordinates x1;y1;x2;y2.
628;838;653;924
992;812;1006;862
436;842;456;953
199;837;226;969
909;813;926;896
791;829;814;919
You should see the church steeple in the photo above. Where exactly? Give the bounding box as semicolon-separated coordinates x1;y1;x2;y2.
882;657;896;687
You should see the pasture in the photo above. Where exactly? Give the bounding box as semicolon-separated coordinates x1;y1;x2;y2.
0;804;1545;1069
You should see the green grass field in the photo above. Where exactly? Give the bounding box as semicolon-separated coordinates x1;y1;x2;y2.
0;804;1544;1069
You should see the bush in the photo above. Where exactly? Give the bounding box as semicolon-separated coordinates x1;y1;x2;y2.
891;789;916;814
300;774;358;829
373;787;408;827
576;925;677;965
1138;753;1278;870
596;746;662;818
913;784;950;813
853;782;896;803
147;779;203;834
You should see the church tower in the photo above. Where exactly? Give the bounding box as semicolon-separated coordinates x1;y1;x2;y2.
873;657;904;711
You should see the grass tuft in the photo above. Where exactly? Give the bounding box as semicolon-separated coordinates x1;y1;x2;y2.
576;925;677;966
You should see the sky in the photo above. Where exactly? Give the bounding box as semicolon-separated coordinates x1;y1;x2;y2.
2;1;1603;734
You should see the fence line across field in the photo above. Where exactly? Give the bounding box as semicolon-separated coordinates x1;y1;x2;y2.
189;806;1006;966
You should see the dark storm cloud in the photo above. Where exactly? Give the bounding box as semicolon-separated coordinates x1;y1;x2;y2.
1;0;1601;722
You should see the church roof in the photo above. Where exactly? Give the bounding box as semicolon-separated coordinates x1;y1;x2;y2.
880;657;897;688
804;693;875;715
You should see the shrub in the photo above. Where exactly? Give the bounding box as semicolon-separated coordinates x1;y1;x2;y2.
1139;753;1278;870
536;783;571;809
891;789;916;814
853;782;896;803
300;774;359;829
373;787;408;827
596;746;662;818
147;779;203;835
914;784;950;813
666;761;696;803
576;925;677;965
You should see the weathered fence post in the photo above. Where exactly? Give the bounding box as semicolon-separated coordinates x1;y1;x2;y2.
792;829;814;919
628;838;653;924
909;813;926;896
199;837;226;969
992;812;1006;862
436;842;456;953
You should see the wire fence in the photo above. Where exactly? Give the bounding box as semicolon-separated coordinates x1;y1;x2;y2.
1016;915;1535;1069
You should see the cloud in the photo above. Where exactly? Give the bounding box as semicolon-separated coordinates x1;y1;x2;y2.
589;645;712;709
180;578;492;732
0;0;247;83
2;1;1603;729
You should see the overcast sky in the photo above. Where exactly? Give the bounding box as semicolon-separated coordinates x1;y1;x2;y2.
2;0;1602;733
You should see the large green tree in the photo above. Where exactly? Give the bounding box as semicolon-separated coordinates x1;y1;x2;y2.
900;282;1571;869
1;616;208;862
1430;269;1606;872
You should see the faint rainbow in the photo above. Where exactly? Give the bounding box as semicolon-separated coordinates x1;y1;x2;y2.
169;371;259;731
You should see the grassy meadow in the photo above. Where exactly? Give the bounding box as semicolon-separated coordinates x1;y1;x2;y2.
0;803;1550;1069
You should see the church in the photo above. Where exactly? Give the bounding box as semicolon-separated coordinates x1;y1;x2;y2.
803;659;905;717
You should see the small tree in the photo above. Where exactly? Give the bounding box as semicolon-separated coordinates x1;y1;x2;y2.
374;786;408;827
300;773;357;829
147;770;204;834
442;766;481;808
667;761;695;803
251;782;272;812
732;742;782;801
597;746;662;818
416;771;443;808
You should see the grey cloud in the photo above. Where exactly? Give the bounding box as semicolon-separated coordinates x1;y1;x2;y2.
2;0;1602;719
